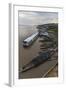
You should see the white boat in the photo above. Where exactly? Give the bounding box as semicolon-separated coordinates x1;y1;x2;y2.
23;32;38;47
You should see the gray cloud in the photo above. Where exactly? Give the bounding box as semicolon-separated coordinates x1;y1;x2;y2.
19;11;58;25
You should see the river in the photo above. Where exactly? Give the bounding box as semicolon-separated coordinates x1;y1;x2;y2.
19;25;58;79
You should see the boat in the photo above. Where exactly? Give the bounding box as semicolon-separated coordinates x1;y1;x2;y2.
21;48;57;72
23;32;38;47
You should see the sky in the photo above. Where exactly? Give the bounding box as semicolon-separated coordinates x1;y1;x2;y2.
18;11;58;25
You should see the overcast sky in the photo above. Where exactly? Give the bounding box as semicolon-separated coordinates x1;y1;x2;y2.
19;11;58;25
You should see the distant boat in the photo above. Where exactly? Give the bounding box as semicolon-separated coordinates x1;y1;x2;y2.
39;32;49;36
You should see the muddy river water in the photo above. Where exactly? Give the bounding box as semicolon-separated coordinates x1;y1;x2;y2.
19;25;58;79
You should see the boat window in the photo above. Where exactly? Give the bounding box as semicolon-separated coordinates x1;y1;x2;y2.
23;41;27;43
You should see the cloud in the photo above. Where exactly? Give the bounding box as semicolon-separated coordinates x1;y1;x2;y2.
19;11;58;25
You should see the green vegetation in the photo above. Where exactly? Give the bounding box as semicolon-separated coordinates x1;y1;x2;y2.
37;23;58;50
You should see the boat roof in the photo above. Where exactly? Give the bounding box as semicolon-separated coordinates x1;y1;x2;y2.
24;32;38;42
